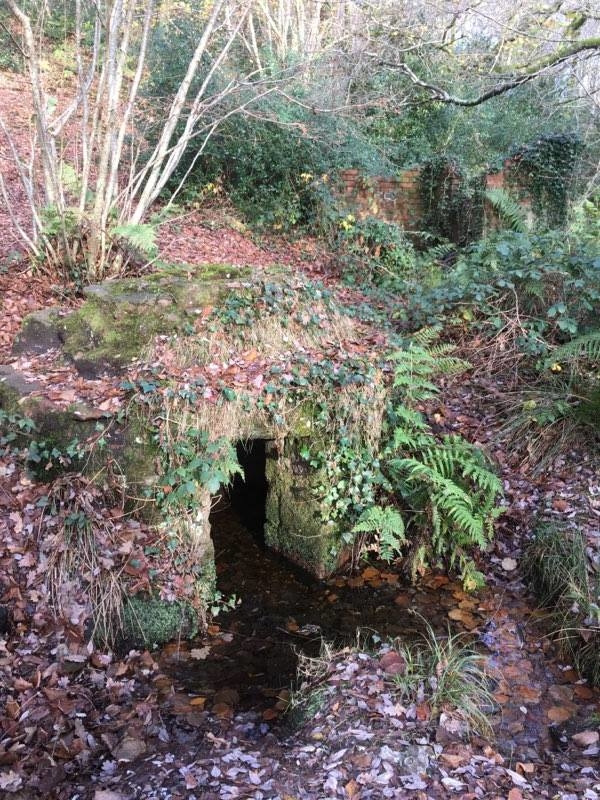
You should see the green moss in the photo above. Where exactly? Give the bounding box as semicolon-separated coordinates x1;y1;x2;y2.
59;264;249;374
119;595;199;649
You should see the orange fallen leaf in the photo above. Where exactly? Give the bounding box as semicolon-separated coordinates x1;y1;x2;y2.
394;594;411;608
508;789;523;800
361;566;379;580
189;697;206;707
447;608;479;629
262;708;278;720
573;685;594;700
547;706;573;723
347;577;364;588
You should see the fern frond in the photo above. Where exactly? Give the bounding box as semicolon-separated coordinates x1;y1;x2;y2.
393;405;430;431
392;426;433;452
409;326;443;347
551;332;600;366
352;505;406;562
484;188;527;233
112;222;158;257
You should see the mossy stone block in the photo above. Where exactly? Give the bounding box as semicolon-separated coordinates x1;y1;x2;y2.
119;595;199;649
53;263;250;376
264;439;343;578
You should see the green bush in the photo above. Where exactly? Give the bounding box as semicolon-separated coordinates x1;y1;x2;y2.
336;216;419;284
402;229;600;357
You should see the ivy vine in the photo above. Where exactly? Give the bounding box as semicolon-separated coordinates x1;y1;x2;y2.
419;157;485;245
508;133;582;227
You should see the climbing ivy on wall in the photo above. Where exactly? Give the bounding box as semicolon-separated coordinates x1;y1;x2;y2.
419;158;485;245
508;133;582;227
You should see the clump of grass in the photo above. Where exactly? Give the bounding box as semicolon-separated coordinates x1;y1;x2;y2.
525;524;600;685
44;478;125;647
390;619;495;739
287;626;494;740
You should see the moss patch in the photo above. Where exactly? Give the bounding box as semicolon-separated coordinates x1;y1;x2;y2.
58;263;250;376
118;595;199;650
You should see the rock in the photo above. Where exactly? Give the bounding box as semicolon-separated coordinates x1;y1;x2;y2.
113;735;147;762
0;365;43;402
11;307;64;355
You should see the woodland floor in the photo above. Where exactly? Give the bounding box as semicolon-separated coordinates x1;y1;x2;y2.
1;211;599;800
1;68;600;798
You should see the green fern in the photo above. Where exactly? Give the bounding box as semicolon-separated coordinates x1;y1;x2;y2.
351;505;406;562
112;222;158;258
484;188;527;233
550;331;600;366
389;433;502;589
391;328;470;405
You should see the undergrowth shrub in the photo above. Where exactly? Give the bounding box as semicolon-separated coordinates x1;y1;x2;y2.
402;229;600;359
496;329;600;471
525;524;600;685
336;216;420;284
352;328;503;590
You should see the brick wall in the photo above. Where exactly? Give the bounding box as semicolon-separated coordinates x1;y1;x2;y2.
336;164;533;236
337;168;423;230
483;167;534;231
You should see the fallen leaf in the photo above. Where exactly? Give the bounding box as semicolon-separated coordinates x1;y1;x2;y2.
573;685;594;700
190;646;211;660
508;789;523;800
394;593;411;608
189;696;207;707
361;566;379;580
572;730;599;747
547;706;574;723
447;608;479;629
516;762;535;776
380;651;406;676
113;736;147;763
212;702;233;718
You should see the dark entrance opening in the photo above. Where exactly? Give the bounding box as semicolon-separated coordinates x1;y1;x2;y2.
227;439;269;544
